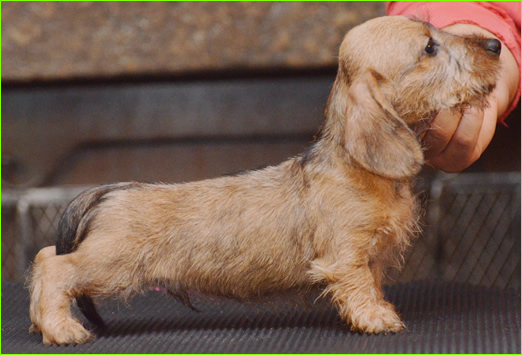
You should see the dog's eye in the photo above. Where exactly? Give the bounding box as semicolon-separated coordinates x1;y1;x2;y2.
424;38;438;56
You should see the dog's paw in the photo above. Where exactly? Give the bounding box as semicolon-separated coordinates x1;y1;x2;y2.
41;318;93;345
350;303;405;334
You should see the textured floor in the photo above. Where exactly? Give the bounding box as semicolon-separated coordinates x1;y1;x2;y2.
2;280;520;354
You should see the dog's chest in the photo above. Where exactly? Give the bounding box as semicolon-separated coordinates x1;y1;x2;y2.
370;180;417;249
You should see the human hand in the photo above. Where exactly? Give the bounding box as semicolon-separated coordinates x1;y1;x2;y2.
422;24;519;172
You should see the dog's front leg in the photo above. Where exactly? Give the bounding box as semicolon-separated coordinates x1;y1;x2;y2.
333;262;404;334
313;257;405;334
368;257;398;312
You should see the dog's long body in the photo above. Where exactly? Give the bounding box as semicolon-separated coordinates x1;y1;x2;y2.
29;16;501;345
58;150;415;299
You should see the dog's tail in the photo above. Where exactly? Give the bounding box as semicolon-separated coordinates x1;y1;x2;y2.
56;182;138;330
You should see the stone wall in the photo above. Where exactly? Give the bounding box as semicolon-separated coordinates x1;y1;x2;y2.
2;2;384;82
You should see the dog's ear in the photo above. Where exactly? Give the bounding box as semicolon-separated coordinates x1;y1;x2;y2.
343;70;423;179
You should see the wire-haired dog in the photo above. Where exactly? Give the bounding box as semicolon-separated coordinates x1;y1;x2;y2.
29;16;501;345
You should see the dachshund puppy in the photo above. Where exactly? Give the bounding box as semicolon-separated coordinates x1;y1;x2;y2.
29;16;500;344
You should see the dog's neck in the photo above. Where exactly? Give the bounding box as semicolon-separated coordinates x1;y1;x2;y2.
300;94;360;178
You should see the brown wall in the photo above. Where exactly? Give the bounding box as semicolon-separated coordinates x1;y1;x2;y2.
2;1;386;187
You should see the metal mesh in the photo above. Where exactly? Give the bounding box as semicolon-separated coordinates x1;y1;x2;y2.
2;173;520;289
25;203;68;263
429;172;520;289
392;172;520;289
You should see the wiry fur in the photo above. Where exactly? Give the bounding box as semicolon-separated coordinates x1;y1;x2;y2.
28;16;500;345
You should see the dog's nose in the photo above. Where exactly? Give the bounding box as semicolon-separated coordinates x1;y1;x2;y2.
482;39;501;56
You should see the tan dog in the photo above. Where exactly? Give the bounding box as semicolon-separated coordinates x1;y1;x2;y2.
28;16;500;345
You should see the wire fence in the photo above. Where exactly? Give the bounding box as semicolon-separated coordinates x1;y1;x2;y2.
390;172;520;289
2;173;520;289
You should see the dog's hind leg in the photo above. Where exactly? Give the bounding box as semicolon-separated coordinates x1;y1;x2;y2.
28;246;56;334
29;251;93;345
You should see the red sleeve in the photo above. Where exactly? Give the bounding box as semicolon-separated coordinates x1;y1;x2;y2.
387;1;521;122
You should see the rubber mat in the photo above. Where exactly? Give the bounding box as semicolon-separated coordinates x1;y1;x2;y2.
2;280;520;354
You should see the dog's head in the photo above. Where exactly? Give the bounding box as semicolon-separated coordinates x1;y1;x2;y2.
325;16;501;179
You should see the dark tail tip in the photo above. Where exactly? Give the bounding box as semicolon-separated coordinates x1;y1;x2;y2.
76;295;106;330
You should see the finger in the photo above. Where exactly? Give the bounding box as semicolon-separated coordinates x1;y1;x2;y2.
422;108;461;161
430;106;484;172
